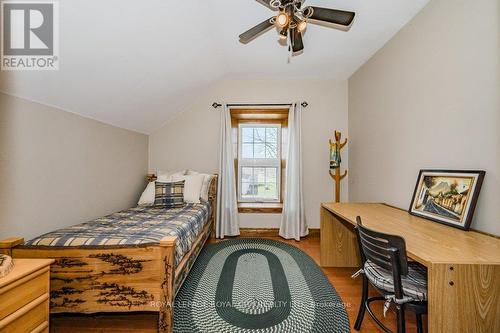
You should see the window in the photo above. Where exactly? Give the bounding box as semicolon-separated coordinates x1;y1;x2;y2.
231;108;288;213
238;124;281;202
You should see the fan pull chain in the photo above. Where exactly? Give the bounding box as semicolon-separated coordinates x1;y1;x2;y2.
287;32;292;64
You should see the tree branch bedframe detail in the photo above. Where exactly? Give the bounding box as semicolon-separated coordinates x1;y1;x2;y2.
0;175;218;333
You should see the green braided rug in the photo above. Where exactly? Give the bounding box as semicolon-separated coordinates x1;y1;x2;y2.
174;238;350;333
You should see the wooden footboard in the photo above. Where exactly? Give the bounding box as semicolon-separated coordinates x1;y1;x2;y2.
0;236;178;331
0;175;218;333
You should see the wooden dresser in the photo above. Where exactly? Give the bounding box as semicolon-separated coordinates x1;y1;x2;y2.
0;259;54;333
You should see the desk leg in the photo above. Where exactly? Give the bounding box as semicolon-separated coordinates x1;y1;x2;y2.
428;263;500;333
320;207;360;267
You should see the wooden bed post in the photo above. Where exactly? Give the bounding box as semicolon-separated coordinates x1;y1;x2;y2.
0;237;24;255
208;175;218;239
159;236;177;333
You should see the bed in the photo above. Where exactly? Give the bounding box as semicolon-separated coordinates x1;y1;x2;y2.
0;175;218;333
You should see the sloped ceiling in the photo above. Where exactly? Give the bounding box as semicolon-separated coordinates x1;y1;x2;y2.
0;0;429;134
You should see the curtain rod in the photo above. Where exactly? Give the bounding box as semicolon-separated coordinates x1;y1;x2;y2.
211;102;308;109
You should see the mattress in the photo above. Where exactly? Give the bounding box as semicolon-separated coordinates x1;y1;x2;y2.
24;202;211;266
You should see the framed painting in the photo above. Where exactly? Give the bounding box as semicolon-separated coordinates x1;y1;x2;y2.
409;170;485;230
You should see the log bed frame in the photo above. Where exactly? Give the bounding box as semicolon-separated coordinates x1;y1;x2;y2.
0;175;218;333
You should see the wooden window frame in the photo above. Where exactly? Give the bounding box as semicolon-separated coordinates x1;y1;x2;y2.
230;108;288;214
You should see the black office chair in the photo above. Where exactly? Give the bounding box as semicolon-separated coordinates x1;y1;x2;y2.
353;216;428;333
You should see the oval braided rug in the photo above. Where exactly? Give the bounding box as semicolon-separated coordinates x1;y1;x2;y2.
174;238;350;333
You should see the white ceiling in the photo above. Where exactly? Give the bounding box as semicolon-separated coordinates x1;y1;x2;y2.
0;0;429;134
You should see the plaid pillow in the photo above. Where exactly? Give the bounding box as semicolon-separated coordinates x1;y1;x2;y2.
154;181;185;208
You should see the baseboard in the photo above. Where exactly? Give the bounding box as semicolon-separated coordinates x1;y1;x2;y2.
239;228;320;237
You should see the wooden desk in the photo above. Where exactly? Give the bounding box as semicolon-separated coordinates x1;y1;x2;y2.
320;203;500;333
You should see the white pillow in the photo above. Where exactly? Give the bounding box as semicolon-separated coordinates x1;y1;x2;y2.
156;170;172;180
157;170;186;182
181;174;205;203
200;175;213;201
138;181;155;206
186;170;213;201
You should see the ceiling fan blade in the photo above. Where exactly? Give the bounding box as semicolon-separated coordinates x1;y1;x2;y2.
239;18;274;44
291;28;304;53
305;6;355;27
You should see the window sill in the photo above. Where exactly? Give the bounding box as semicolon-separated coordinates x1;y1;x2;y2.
238;202;283;214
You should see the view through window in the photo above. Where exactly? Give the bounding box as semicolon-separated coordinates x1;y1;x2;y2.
238;123;281;202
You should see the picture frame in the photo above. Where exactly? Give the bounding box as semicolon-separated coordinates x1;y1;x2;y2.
409;169;485;230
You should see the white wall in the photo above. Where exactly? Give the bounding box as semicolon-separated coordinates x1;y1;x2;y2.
348;0;499;235
0;93;149;240
149;77;349;228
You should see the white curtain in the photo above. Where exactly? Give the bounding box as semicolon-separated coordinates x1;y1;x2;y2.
279;103;308;240
216;105;240;238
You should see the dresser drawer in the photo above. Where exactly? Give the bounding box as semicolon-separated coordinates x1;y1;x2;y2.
0;267;49;320
0;293;49;332
30;321;49;333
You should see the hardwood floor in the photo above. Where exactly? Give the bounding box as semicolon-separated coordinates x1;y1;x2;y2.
254;235;426;333
51;234;426;332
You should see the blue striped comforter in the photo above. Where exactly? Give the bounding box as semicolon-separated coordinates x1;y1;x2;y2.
24;202;211;266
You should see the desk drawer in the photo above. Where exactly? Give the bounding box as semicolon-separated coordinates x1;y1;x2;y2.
0;268;49;320
0;293;49;332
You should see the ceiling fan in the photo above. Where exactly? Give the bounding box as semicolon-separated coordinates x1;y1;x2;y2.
239;0;355;54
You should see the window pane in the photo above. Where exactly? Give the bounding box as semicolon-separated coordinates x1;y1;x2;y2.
254;143;266;158
241;128;253;143
241;182;253;199
266;167;277;183
252;183;264;198
265;143;278;158
254;168;266;183
254;128;266;143
262;182;278;199
241;143;253;158
241;167;253;183
239;168;279;201
266;127;278;143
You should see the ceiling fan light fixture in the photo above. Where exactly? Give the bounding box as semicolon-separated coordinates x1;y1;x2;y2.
276;12;289;28
297;20;307;32
279;27;288;39
239;1;356;56
302;6;313;19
